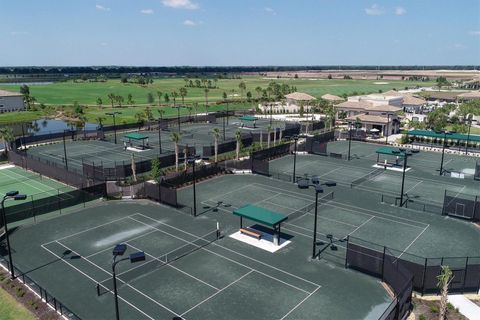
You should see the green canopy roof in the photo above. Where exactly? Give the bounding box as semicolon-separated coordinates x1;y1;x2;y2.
233;204;288;227
376;146;409;157
239;115;258;122
124;132;148;140
407;130;480;143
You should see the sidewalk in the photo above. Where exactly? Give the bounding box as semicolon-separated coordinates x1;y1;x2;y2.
448;295;480;320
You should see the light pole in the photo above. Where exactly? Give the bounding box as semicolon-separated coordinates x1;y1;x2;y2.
187;155;201;217
399;151;409;207
297;177;336;258
465;114;472;155
1;191;27;279
222;111;226;141
270;104;273;127
111;244;145;320
157;118;163;155
172;105;187;132
347;122;353;161
62;130;69;170
106;112;122;144
438;131;452;176
292;135;299;182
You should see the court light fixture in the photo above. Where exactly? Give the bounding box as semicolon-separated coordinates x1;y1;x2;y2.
113;244;127;256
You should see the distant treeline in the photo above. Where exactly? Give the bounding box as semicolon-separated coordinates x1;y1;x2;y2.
0;65;478;76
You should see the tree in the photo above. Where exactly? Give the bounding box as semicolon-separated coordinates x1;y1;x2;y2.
238;81;246;101
0;127;14;153
116;95;124;108
107;93;115;108
426;109;448;131
96;116;105;129
204;88;210;114
134;111;146;129
255;86;263;100
171;91;178;107
147;92;155;104
150;158;163;183
179;87;188;105
20;84;30;96
436;76;450;91
96;97;103;108
145;107;154;129
437;265;453;320
127;94;134;106
171;132;181;171
164;93;170;103
156;91;163;106
131;153;137;182
267;126;272;148
212;128;220;163
157;109;165;121
235;130;242;160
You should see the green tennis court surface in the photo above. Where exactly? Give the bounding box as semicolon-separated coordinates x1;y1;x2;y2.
0;165;74;207
9;200;390;320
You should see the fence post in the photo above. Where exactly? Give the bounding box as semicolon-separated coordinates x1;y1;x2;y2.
31;195;36;223
344;236;349;269
58;189;62;214
462;257;469;293
441;190;447;215
421;258;428;296
381;246;387;282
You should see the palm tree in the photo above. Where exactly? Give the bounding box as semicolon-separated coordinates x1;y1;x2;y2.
157;109;165;121
134;111;146;130
0;127;14;153
77;115;88;139
193;102;199;121
437;266;453;320
239;81;246;101
235;130;242;160
171;91;178;108
255;86;263;100
107;93;115;108
131;153;137;182
171;132;181;171
212;128;220;163
179;87;188;105
204;88;210;115
267;126;272;148
96;116;105;130
96;97;103;108
156;91;163;106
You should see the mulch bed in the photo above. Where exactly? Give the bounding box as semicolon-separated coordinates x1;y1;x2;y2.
0;270;61;320
412;296;466;320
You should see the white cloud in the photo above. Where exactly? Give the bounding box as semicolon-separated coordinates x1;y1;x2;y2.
100;42;108;46
451;43;467;50
183;19;202;26
395;7;406;15
365;4;385;16
96;4;110;11
264;7;276;15
140;9;154;15
469;31;480;36
10;31;29;36
162;0;198;10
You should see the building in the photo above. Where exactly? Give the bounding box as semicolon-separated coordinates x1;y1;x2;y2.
336;94;403;136
321;94;344;103
457;91;480;101
382;90;426;113
260;92;316;114
0;90;25;113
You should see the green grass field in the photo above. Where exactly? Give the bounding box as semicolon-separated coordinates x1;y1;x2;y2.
0;287;36;320
0;77;434;125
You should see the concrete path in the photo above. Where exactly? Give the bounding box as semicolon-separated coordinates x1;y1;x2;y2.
448;295;480;320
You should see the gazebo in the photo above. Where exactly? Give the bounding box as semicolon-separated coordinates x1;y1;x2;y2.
123;132;149;150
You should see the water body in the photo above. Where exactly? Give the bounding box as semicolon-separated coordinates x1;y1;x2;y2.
0;82;54;86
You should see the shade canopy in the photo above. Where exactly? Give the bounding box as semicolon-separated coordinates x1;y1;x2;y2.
233;204;288;227
123;132;148;140
407;130;480;143
239;115;259;122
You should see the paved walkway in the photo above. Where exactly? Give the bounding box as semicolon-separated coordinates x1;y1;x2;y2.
448;295;480;320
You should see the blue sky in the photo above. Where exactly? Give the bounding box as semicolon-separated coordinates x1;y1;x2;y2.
1;0;479;66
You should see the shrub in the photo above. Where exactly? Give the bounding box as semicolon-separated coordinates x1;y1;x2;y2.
429;304;439;313
419;315;426;320
16;287;26;297
447;302;454;310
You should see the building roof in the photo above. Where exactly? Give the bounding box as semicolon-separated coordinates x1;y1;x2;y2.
345;113;391;124
124;132;148;140
285;92;316;101
421;91;459;101
382;90;403;96
457;91;480;100
0;89;23;97
402;95;426;106
335;100;373;110
408;129;480;143
321;94;344;101
364;104;402;112
233;204;288;227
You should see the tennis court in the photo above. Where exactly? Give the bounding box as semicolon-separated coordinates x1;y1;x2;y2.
0;165;75;208
326;140;479;178
270;153;479;205
8;200;390;319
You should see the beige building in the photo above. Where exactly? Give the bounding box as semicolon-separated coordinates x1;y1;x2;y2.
0;90;25;113
260;92;316;113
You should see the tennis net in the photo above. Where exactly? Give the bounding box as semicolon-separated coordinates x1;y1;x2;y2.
350;168;384;188
97;228;220;295
287;191;334;222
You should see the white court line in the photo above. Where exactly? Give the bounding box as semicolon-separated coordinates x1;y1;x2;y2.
41;244;156;320
279;286;321;320
204;183;251;203
42;214;139;245
127;215;312;295
404;180;424;196
347;216;375;236
254;192;283;205
180;270;254;317
51;241;182;318
0;169;61;195
397;225;430;259
252;182;429;228
124;239;220;291
135;213;320;290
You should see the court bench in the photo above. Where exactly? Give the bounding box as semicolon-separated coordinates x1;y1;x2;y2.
240;228;262;240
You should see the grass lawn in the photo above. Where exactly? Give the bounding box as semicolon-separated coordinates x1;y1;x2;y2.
0;77;434;125
0;287;36;320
